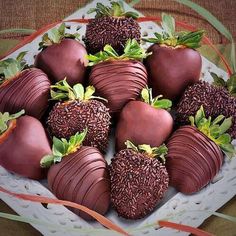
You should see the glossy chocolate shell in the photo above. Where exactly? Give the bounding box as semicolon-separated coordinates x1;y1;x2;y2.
110;149;169;219
89;60;147;115
48;146;110;220
144;44;202;101
166;125;224;194
0;116;51;180
115;101;173;151
35;39;88;86
0;68;50;119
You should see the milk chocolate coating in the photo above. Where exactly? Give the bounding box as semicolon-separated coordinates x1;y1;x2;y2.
35;39;88;86
110;149;169;219
166;125;223;194
0;116;51;180
48;146;110;221
89;60;147;114
84;16;141;54
144;44;202;101
0;68;50;119
115;101;173;151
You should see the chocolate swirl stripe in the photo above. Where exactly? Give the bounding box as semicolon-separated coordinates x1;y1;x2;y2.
89;60;147;114
47;146;110;221
166;125;223;194
0;68;50;119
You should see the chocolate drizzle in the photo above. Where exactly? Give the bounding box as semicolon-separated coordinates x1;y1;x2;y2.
166;125;224;194
110;149;169;219
0;68;50;119
89;60;147;114
48;146;110;220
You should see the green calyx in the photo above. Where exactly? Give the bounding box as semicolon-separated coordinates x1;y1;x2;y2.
143;13;204;49
87;1;139;19
0;52;28;84
211;72;236;96
141;87;172;110
88;39;151;66
0;110;25;135
40;129;87;168
38;23;80;50
125;140;168;163
189;106;235;158
50;79;107;102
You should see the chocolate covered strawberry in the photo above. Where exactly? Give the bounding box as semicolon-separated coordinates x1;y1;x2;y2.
166;106;235;194
84;1;140;54
0;52;50;119
88;39;149;115
110;140;169;219
116;87;173;151
40;130;110;220
144;13;204;101
0;110;51;180
176;73;236;138
35;23;88;86
47;79;110;152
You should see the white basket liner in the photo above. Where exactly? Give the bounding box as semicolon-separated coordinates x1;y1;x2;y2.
0;1;235;235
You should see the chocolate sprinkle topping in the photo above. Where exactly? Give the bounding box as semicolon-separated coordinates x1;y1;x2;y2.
109;149;169;219
176;81;236;138
84;16;141;54
47;100;110;152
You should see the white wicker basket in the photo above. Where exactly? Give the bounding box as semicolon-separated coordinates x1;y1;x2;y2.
0;1;235;235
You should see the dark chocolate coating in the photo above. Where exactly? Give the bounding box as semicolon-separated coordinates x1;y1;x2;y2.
47;100;111;153
144;44;202;101
115;101;173;151
84;16;141;54
89;60;147;115
0;68;50;119
176;81;236;139
0;116;51;180
48;146;110;220
110;149;169;219
35;39;88;86
166;125;224;194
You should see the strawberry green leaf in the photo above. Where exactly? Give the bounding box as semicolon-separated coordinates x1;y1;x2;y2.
227;74;236;95
40;129;87;168
0;52;28;83
212;114;225;125
87;39;150;66
125;140;168;161
87;1;139;19
161;13;175;37
0;110;25;135
73;84;84;101
141;87;172;110
219;117;232;134
143;13;204;49
38;23;80;50
189;106;235;158
211;72;226;87
50;79;106;102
